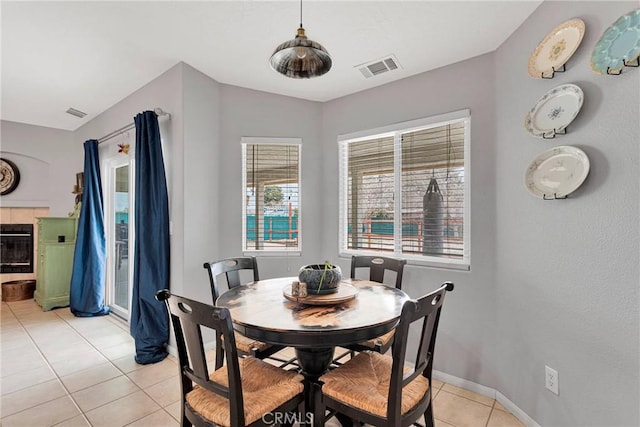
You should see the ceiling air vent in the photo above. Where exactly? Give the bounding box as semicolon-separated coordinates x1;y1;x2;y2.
357;55;401;79
66;107;87;118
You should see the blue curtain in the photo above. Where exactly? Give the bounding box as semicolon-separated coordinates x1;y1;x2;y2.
130;111;170;364
69;140;110;317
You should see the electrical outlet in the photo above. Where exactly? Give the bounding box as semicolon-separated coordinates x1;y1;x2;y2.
545;365;559;395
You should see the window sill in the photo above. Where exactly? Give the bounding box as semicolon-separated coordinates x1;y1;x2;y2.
338;251;469;271
405;258;470;271
243;251;301;258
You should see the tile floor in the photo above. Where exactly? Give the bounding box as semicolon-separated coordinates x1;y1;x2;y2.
1;299;524;427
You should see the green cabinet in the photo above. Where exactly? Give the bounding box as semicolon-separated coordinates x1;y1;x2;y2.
34;217;77;311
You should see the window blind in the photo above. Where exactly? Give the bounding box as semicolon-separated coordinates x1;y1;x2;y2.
242;141;301;252
346;136;395;251
339;113;469;268
401;122;465;258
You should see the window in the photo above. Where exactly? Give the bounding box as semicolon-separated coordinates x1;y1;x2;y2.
242;137;301;254
338;110;470;270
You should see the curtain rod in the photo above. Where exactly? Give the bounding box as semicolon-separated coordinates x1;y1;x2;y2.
97;108;171;144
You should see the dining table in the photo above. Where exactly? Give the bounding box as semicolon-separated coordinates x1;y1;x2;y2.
216;276;410;426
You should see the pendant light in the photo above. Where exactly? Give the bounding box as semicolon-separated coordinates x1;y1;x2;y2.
269;0;332;78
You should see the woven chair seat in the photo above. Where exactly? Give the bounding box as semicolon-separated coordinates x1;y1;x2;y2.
321;351;429;418
359;329;395;349
222;332;272;353
186;357;304;427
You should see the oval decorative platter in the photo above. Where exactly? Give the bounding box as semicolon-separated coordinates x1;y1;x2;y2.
591;9;640;74
283;282;358;305
524;84;584;138
529;18;585;78
525;146;590;199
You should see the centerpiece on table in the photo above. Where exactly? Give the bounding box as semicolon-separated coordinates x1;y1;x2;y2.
298;261;342;295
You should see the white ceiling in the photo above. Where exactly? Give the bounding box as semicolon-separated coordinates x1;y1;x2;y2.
1;1;543;131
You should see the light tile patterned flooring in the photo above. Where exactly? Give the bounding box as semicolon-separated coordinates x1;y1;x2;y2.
1;299;524;427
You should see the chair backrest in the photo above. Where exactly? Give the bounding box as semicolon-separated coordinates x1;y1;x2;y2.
387;281;454;421
350;255;407;289
156;289;246;426
203;257;260;301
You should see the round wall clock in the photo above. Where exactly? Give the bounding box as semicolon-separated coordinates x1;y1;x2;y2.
0;158;21;195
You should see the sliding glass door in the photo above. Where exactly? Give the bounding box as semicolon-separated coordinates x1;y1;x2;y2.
102;149;135;320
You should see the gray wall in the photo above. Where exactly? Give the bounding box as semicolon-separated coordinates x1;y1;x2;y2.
494;1;639;425
321;1;638;425
321;52;500;389
0;121;77;216
217;84;324;279
181;64;221;303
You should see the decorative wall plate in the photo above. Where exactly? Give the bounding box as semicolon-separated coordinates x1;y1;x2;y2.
524;84;584;138
528;18;585;78
0;158;21;196
525;146;590;199
591;9;640;74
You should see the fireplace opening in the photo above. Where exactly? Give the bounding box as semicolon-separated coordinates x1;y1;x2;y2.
0;224;34;274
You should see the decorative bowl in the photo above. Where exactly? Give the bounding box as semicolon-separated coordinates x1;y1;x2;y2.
298;263;342;295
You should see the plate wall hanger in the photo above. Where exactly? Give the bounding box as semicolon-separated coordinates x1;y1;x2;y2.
543;193;568;200
541;64;566;79
542;127;568;139
606;57;640;75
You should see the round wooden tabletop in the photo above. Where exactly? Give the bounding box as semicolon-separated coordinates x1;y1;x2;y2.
216;277;410;348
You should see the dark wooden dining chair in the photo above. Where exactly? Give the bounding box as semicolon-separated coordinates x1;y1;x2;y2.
156;289;305;427
350;255;407;289
316;281;454;427
333;255;407;364
203;257;293;369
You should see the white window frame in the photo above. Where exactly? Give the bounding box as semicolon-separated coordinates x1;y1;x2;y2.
241;137;302;257
338;109;471;270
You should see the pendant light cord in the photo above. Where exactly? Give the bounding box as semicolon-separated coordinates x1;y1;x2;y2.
300;0;303;27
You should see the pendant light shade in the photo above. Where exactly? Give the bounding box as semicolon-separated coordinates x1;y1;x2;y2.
269;1;331;78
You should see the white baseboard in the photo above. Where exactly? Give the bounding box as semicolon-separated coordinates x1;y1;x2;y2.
494;391;540;427
433;370;497;400
166;343;177;358
433;370;541;427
